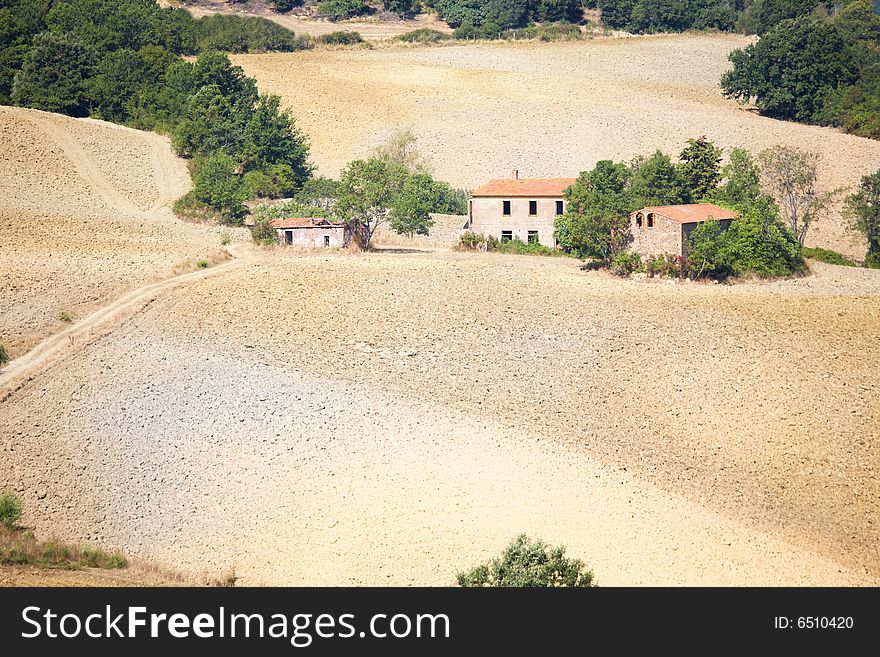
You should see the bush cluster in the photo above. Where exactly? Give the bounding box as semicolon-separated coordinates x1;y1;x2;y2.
318;30;366;45
429;0;583;34
457;231;562;256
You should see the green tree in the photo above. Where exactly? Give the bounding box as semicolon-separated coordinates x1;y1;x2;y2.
536;0;583;23
686;218;730;278
11;31;95;117
389;173;439;238
554;160;633;261
240;94;312;189
845;169;880;268
457;535;596;587
630;150;686;207
334;158;409;249
191;152;245;221
721;18;860;124
678;136;722;202
710;147;761;208
384;0;414;14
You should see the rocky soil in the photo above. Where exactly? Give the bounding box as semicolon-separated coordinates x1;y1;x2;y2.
2;251;877;586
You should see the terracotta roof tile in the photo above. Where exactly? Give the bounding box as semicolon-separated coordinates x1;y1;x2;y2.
472;178;577;197
638;203;739;224
269;217;342;229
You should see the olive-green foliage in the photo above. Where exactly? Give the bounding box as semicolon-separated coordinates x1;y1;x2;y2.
318;30;365;45
845;169;880;266
432;0;581;33
498;21;582;40
456;534;596;587
611;251;642;276
629;149;686;208
723;6;880;139
801;247;858;267
686;197;805;279
0;0;52;104
335;158;409;249
317;0;371;19
0;493;22;528
389;173;438;238
597;0;738;33
709;147;761;208
11;31;95;117
554;160;634;261
195;14;307;53
384;0;414;14
191;152;247;222
395;28;451;43
678;136;723;202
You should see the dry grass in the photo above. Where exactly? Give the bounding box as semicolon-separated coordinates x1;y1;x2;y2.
0;526;126;570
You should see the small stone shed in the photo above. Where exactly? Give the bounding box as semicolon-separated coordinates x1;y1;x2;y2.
629;203;738;258
269;217;351;248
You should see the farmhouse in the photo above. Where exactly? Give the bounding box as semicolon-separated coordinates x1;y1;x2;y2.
465;171;576;248
269;217;351;248
629;203;738;258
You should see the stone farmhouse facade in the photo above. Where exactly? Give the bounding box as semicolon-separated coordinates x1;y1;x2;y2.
465;171;576;248
269;217;351;248
629;203;738;258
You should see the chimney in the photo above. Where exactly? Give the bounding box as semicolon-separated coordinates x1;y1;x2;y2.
512;169;519;180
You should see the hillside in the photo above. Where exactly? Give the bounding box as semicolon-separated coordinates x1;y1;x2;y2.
232;34;880;258
2;249;877;586
0;107;237;358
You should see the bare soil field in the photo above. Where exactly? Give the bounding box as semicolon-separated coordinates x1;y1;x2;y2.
231;35;880;258
0;107;244;358
2;250;877;586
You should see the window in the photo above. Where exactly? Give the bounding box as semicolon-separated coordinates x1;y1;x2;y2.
529;200;537;216
636;213;643;228
647;213;654;228
285;230;293;244
502;200;511;216
324;235;331;248
527;231;539;244
556;200;564;215
501;230;513;243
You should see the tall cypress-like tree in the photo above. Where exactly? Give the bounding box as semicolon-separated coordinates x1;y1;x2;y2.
678;136;723;202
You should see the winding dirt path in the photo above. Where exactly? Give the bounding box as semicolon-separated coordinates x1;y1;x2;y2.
0;244;255;400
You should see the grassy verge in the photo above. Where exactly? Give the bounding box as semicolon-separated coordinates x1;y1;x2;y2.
1;525;126;570
802;247;859;267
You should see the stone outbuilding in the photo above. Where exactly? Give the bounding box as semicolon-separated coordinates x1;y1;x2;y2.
629;203;738;258
269;217;351;248
464;170;576;248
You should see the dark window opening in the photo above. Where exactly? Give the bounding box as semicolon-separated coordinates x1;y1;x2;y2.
647;213;654;228
527;231;539;244
636;213;643;228
324;235;331;248
529;200;537;216
556;200;564;215
285;230;293;244
502;200;511;216
501;230;513;243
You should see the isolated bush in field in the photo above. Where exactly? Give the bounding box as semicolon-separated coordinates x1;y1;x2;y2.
0;493;22;529
0;344;9;366
457;534;596;587
318;31;365;46
845;169;880;268
317;0;371;20
801;247;858;267
395;29;450;43
611;251;642;276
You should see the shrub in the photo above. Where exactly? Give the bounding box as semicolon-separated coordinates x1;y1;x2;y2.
318;31;366;46
0;344;9;366
610;251;642;276
801;247;858;267
866;251;880;269
0;524;128;570
197;259;208;269
195;14;306;53
317;0;371;20
457;534;596;587
395;29;451;43
501;22;582;41
0;493;22;529
58;310;73;323
458;231;488;250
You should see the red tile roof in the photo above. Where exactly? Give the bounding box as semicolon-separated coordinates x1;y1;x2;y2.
269;217;342;229
472;178;577;197
638;203;738;224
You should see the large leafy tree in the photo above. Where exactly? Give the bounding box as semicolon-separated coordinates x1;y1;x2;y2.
845;170;880;268
721;18;860;124
710;147;761;208
335;158;409;249
11;31;95;116
554;160;633;261
389;173;439;238
678;136;722;202
629;150;686;207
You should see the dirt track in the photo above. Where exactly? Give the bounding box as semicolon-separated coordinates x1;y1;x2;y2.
0;107;246;358
232;35;880;258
